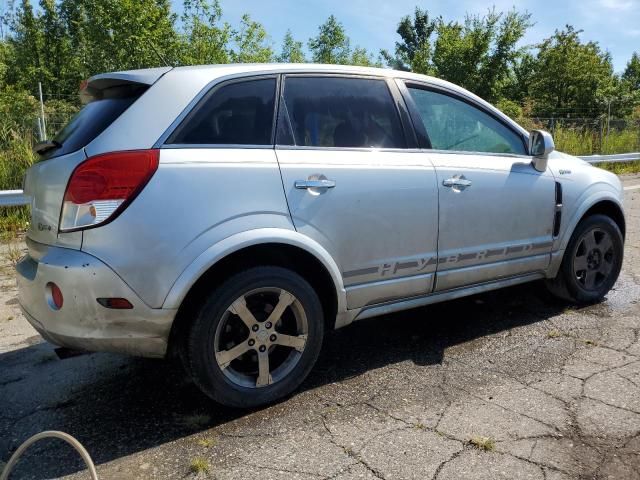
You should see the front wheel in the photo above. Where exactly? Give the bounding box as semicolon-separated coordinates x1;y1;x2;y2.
546;214;623;303
186;266;324;408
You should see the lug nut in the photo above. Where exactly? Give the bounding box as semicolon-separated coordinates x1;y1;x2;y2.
252;324;259;332
259;345;266;352
270;334;277;342
265;321;272;329
248;339;255;346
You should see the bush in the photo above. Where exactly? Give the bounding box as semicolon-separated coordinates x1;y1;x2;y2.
496;99;523;121
0;127;34;190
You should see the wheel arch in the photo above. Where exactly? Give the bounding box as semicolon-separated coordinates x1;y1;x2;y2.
549;191;625;278
581;200;626;239
164;229;346;358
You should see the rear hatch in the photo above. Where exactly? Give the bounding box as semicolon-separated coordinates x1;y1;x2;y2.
23;67;171;247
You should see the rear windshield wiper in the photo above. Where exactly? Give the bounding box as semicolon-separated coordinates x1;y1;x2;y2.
34;139;62;155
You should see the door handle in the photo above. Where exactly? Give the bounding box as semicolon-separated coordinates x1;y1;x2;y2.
294;179;336;189
442;175;472;190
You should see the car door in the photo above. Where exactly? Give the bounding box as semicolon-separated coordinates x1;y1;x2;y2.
399;81;556;292
275;74;439;309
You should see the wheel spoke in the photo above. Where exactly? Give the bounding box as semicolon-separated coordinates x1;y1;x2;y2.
599;258;613;276
574;255;588;272
228;296;258;329
582;230;597;251
584;270;598;289
216;342;252;369
273;333;307;352
265;290;295;327
598;234;613;254
256;350;272;387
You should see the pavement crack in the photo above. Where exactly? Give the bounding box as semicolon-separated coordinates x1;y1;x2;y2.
431;448;464;480
319;410;389;479
244;463;324;478
583;394;640;416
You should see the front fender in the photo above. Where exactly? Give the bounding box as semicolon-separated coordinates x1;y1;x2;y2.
548;185;624;277
162;228;347;315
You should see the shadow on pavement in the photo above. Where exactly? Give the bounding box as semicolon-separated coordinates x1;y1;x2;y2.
0;282;569;479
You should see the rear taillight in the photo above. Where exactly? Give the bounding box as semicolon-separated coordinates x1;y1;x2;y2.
60;150;159;231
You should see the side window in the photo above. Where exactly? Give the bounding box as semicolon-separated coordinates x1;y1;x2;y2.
168;78;276;145
279;77;405;148
407;87;526;155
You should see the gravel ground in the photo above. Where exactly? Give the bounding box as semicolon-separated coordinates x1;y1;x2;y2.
1;174;639;480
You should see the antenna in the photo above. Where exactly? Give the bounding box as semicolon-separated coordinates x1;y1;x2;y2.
148;40;172;68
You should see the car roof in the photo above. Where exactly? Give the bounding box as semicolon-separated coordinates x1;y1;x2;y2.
170;62;455;88
93;63;460;95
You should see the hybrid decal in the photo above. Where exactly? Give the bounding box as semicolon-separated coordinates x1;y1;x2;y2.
343;241;554;280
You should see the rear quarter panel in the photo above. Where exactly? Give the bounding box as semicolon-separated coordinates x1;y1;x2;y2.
80;148;294;308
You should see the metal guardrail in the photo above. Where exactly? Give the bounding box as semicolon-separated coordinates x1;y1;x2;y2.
579;152;640;164
0;190;29;207
1;152;638;208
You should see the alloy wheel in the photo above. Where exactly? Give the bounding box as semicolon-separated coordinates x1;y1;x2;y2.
572;227;615;291
213;287;308;388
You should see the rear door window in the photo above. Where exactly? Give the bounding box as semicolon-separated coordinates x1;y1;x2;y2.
167;78;276;145
278;76;406;149
42;84;147;160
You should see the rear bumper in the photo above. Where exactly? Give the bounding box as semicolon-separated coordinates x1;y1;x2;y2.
16;239;176;358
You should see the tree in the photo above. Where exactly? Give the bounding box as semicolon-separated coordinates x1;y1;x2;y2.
308;15;350;64
277;30;305;63
504;51;536;104
40;0;74;94
179;0;231;65
623;52;640;91
231;14;272;63
308;15;378;66
5;0;44;93
350;46;381;67
76;0;180;72
0;40;12;89
527;26;615;117
380;7;438;72
383;8;531;103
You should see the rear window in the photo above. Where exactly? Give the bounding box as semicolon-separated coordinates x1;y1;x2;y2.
167;78;277;145
42;84;147;160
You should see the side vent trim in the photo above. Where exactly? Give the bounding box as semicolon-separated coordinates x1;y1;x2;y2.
553;182;563;237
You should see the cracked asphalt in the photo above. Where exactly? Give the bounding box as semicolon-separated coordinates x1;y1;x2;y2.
1;173;639;480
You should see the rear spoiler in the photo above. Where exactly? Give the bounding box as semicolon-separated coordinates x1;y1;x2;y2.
80;66;172;103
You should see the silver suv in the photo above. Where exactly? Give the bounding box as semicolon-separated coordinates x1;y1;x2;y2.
17;64;625;407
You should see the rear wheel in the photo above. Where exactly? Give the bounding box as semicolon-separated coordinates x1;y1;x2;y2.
546;214;623;303
186;266;323;408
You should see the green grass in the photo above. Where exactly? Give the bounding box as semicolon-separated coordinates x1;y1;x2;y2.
0;127;34;236
552;125;640;157
553;127;597;156
189;457;210;474
0;206;29;237
0;127;35;190
596;160;640;175
469;435;496;452
196;436;216;448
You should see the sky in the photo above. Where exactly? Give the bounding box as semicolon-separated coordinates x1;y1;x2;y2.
179;0;640;73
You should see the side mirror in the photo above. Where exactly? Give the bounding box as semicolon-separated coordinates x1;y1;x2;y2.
529;130;555;172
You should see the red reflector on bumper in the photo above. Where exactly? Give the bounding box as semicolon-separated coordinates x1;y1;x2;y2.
46;282;63;310
97;298;133;309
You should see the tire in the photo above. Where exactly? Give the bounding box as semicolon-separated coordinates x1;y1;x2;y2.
546;214;623;303
186;266;324;408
